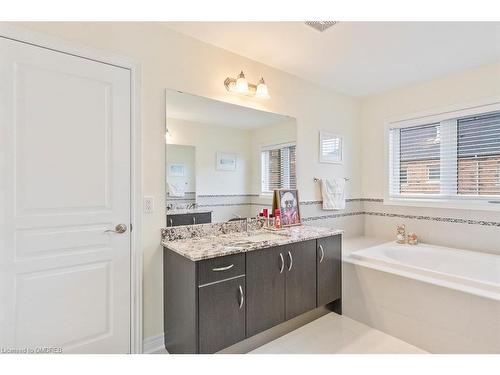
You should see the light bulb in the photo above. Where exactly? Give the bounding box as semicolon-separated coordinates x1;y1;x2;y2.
255;77;270;98
235;71;249;94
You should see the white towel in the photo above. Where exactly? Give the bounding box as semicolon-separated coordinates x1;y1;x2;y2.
168;182;185;197
320;178;346;210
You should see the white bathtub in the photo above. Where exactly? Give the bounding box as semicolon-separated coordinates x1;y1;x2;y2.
343;239;500;353
348;242;500;301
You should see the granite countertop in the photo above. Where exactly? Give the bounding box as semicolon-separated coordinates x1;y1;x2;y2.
166;208;213;215
162;225;343;261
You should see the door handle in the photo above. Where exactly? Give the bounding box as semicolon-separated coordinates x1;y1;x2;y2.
104;224;127;234
279;253;284;273
319;245;325;263
238;285;244;309
287;251;293;271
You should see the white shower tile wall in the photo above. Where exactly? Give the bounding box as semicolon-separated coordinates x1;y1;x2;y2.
178;194;366;238
166;192;196;208
168;191;499;252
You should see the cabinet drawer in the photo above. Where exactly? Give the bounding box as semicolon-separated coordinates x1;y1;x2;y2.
197;253;245;286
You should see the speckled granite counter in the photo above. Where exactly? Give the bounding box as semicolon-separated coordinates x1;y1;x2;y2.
162;225;343;261
167;208;213;215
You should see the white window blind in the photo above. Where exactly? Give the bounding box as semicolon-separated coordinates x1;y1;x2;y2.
389;111;500;200
261;143;296;193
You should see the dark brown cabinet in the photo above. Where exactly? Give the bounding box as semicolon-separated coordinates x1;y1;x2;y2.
167;212;212;227
246;240;317;335
198;276;246;354
317;235;342;306
163;234;342;353
285;240;317;320
246;246;285;337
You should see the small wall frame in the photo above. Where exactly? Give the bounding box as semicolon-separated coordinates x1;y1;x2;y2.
319;131;343;164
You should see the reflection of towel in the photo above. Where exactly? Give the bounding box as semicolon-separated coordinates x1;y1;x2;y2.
168;182;185;197
320;178;345;210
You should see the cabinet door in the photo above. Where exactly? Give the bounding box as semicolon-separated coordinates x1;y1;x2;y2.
246;246;286;337
285;240;317;320
194;212;211;224
198;276;246;354
167;214;193;227
317;235;342;306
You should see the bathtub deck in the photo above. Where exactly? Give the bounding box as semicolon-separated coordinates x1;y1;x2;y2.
250;313;427;354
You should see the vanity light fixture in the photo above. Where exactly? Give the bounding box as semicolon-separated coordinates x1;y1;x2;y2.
224;71;270;99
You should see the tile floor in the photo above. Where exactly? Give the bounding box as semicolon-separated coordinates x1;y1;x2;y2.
249;313;427;354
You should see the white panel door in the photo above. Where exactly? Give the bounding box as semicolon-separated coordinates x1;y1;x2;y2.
0;37;131;353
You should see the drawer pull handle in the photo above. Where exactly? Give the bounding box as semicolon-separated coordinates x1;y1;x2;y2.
169;218;173;227
212;264;234;272
279;253;284;273
192;216;196;225
238;285;244;309
319;245;325;263
287;251;293;271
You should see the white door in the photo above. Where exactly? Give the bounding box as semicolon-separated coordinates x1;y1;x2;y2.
0;37;131;353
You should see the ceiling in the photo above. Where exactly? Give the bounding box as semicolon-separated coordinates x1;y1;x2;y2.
165;89;292;129
165;22;500;97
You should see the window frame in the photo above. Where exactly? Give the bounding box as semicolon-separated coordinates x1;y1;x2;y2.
384;99;500;211
260;142;297;195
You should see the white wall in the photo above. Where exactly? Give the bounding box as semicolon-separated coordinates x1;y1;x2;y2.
167;118;252;195
13;22;362;339
360;62;500;254
166;144;196;193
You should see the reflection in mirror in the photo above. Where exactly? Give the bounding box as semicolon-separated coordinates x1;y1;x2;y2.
165;89;297;226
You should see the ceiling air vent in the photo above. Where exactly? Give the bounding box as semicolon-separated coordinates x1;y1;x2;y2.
305;21;338;32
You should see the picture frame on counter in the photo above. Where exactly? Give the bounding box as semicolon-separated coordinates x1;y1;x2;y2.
272;189;301;227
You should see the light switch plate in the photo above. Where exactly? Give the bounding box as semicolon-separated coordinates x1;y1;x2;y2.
143;196;155;214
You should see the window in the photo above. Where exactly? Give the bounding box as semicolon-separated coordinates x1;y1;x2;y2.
389;110;500;200
427;165;440;182
457;113;500;196
400;168;408;184
261;143;296;193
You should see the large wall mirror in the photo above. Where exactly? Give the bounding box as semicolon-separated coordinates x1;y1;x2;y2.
165;89;297;226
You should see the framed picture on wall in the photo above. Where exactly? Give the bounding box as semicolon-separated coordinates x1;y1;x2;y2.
319;131;343;164
216;152;237;171
272;189;301;227
168;163;185;177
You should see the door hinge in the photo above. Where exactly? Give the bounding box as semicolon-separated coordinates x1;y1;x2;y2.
130;223;133;232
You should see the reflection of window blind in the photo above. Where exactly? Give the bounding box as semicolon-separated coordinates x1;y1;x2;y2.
261;144;297;193
389;110;500;199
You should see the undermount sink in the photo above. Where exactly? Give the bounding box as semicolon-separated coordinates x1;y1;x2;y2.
222;231;289;249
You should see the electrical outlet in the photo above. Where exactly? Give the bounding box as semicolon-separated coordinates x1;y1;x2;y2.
143;196;155;214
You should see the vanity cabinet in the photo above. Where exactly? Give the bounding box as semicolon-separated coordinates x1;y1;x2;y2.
316;236;342;307
243;240;317;336
198;276;246;354
167;212;212;227
246;246;285;336
163;234;341;354
285;240;317;320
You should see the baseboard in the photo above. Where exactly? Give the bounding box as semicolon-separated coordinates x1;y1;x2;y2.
143;333;166;354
